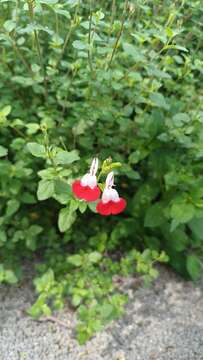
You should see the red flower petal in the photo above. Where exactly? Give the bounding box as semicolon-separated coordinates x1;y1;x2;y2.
72;180;100;202
82;186;101;202
111;198;127;215
72;180;86;199
96;198;127;216
96;200;112;216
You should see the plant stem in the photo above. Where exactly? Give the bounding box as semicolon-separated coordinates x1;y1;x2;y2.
107;0;116;43
56;1;80;68
27;0;48;99
87;0;94;73
106;0;129;71
43;129;57;171
55;11;59;35
10;36;33;76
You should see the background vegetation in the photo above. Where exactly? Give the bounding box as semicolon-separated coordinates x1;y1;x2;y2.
0;0;203;342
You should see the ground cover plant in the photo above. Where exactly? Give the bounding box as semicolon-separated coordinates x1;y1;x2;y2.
0;0;203;343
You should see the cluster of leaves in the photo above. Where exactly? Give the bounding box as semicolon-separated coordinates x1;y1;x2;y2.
0;0;203;341
28;248;168;344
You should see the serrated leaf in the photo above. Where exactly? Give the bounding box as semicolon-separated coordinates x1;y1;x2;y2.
186;255;202;280
78;201;87;213
6;199;20;217
27;142;46;158
189;218;203;240
0;105;11;117
88;251;102;264
4;270;18;284
26;123;40;134
170;202;195;225
144;203;164;228
37;179;54;200
150;92;169;110
0;145;8;157
67;254;82;267
72;40;87;50
4;20;16;32
53;179;71;204
58;206;76;232
55;150;80;165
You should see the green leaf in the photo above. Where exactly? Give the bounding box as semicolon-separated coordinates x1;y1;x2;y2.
144;203;164;228
77;325;91;345
100;303;114;320
0;230;7;244
38;0;58;4
189;218;203;240
67;254;83;267
4;20;16;32
27;142;46;158
122;43;144;61
149;92;169;110
88;252;102;264
42;304;52;316
72;40;87;50
55;9;70;18
26;237;37;251
26;123;40;134
87;202;98;213
149;268;159;279
37;179;54;200
164;227;189;252
6;199;20;217
78;201;87;213
186;255;202;280
4;270;18;284
0;145;8;157
28;225;43;237
0;105;11;117
34;269;54;293
55;150;80;165
172;113;190;127
72;294;82;307
163;44;188;52
54;179;72;204
170;202;195;226
58;206;76;232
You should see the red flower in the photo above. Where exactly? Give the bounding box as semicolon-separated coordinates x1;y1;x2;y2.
96;172;126;216
72;158;101;202
96;198;126;216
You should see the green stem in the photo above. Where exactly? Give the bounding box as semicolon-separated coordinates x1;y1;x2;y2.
87;0;94;73
56;1;80;67
27;0;48;99
43;129;57;172
10;36;33;76
59;137;67;151
10;125;27;139
107;0;116;43
55;11;59;35
106;0;129;71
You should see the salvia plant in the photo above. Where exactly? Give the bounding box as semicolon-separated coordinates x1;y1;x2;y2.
0;0;203;343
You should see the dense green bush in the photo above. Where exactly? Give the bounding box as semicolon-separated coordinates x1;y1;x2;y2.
1;0;203;342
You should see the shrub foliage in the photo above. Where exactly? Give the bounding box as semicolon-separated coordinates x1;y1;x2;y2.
0;0;203;342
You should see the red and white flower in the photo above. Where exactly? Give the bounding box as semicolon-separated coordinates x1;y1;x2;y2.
72;158;101;202
96;172;126;216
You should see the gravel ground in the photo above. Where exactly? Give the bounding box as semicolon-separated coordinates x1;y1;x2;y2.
0;267;203;360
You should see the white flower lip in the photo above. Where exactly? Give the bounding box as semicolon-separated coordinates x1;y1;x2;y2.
102;171;120;203
105;171;114;189
102;188;120;203
81;173;97;189
90;157;99;176
80;158;99;189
